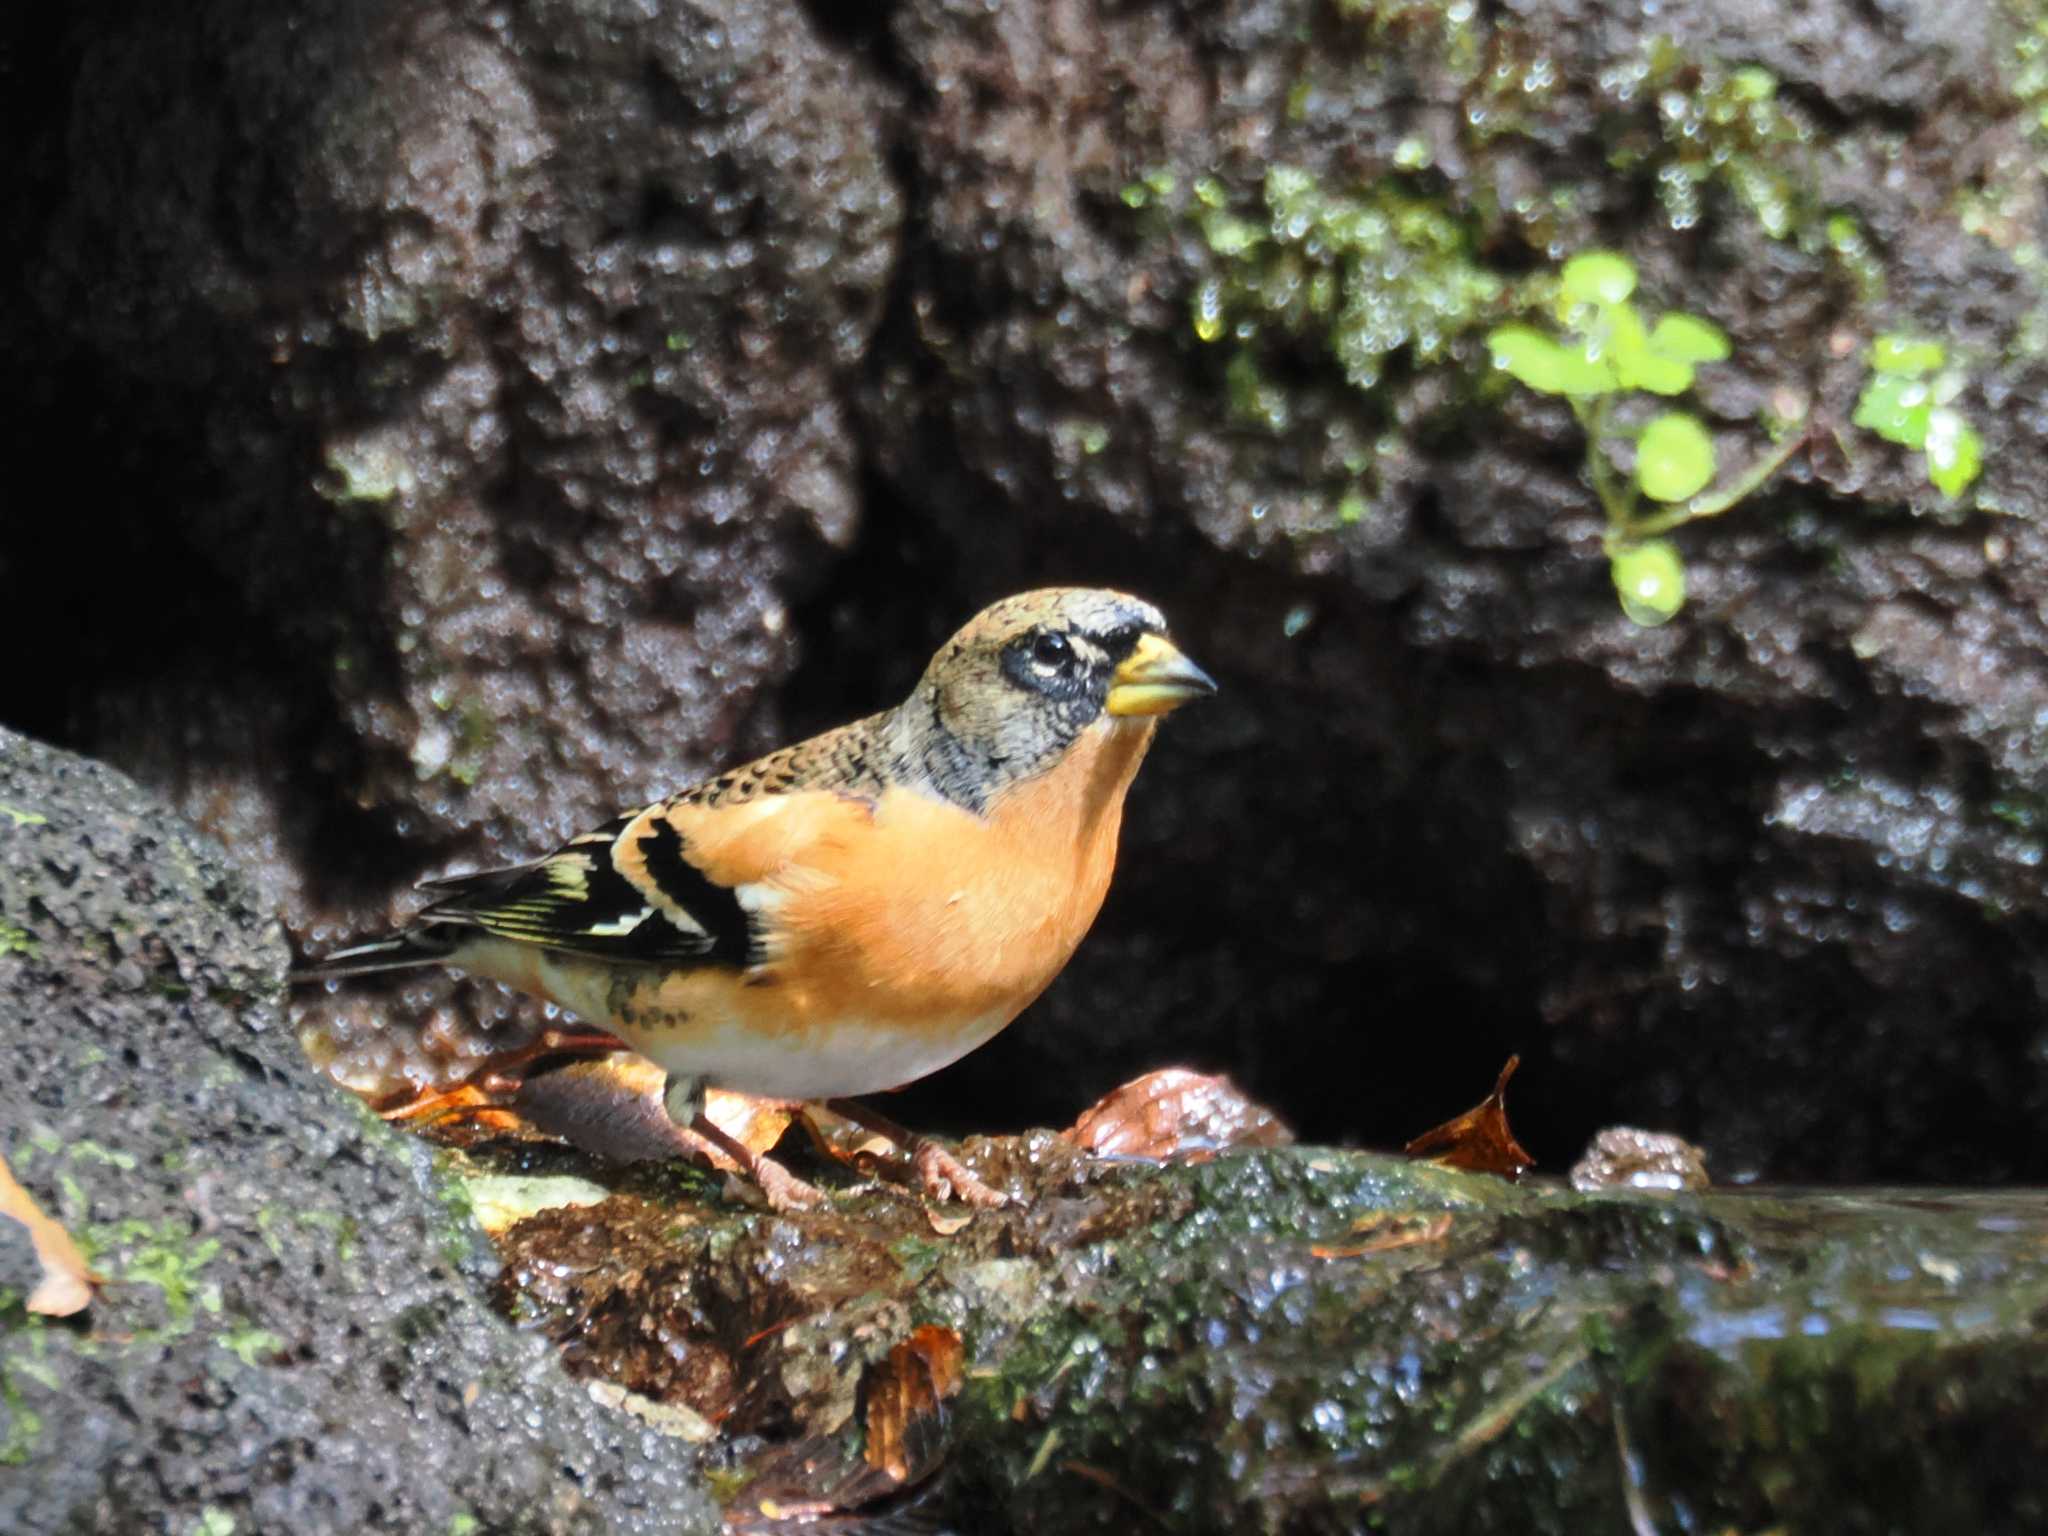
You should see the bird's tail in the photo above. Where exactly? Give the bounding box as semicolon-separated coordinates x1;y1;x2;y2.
293;928;461;982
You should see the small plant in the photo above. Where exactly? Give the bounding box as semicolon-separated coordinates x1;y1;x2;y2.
1852;335;1983;500
1486;251;1807;625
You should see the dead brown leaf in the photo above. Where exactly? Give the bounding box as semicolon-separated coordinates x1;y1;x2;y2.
1065;1068;1293;1160
1310;1211;1454;1260
702;1091;796;1161
0;1152;99;1315
862;1324;966;1483
1403;1055;1535;1181
795;1106;898;1171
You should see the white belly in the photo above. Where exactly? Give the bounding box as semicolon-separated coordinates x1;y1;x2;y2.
455;939;1015;1101
635;1009;1015;1100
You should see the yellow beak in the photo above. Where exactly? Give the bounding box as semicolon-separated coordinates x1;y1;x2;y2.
1105;632;1219;718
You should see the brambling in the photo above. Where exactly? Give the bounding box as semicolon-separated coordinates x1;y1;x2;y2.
300;588;1216;1209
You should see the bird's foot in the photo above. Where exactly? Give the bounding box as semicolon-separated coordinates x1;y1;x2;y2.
738;1152;828;1214
822;1097;1012;1209
911;1138;1011;1209
687;1112;826;1213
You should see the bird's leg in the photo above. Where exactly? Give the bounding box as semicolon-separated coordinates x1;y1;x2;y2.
822;1097;1011;1209
663;1072;824;1212
685;1113;825;1213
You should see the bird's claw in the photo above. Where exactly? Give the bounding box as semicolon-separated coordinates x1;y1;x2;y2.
741;1154;828;1213
912;1139;1012;1209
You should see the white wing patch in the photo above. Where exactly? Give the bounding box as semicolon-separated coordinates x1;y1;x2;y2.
583;905;655;938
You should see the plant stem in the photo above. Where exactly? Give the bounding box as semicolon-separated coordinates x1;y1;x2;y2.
1573;396;1636;538
1626;422;1810;539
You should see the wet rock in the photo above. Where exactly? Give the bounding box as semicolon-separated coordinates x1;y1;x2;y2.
473;1132;2048;1533
0;729;711;1536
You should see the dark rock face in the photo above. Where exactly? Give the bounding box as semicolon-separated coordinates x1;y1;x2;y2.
0;730;712;1535
813;0;2048;1181
6;0;2048;1182
3;0;898;1069
5;0;900;1090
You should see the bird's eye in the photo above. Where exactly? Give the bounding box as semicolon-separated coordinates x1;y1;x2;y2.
1030;631;1073;669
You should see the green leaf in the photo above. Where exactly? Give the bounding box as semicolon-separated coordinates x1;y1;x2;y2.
1852;373;1933;447
1635;413;1717;503
1649;313;1731;363
1550;341;1621;396
1869;334;1945;376
1603;302;1651;365
1487;326;1596;395
1608;303;1692;394
1610;539;1686;626
1618;350;1695;396
1923;408;1983;498
1484;327;1559;389
1561;251;1637;306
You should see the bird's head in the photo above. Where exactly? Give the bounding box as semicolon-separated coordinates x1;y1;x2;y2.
897;588;1216;807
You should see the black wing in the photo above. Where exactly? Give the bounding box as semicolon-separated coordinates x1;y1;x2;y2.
414;809;755;967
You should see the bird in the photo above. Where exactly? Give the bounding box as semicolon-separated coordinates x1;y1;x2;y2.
298;587;1217;1209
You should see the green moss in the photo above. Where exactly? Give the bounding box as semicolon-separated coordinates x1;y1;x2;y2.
2010;2;2048;136
7;1128;61;1174
319;434;413;505
0;803;47;828
217;1323;285;1368
1826;213;1887;303
1128;161;1518;526
0;1311;52;1467
0;920;38;960
66;1141;138;1172
87;1218;223;1329
433;1155;484;1269
1336;0;1486;87
1615;48;1816;240
449;700;494;788
1185;166;1510;392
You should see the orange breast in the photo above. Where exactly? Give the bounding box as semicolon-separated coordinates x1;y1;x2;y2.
631;716;1157;1050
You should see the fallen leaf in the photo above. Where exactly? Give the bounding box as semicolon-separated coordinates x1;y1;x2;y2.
0;1152;99;1315
926;1207;973;1236
463;1174;613;1236
862;1324;966;1483
794;1105;898;1170
377;1079;525;1132
1403;1056;1534;1180
1310;1211;1454;1259
1065;1068;1293;1159
1569;1126;1710;1192
703;1090;797;1160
